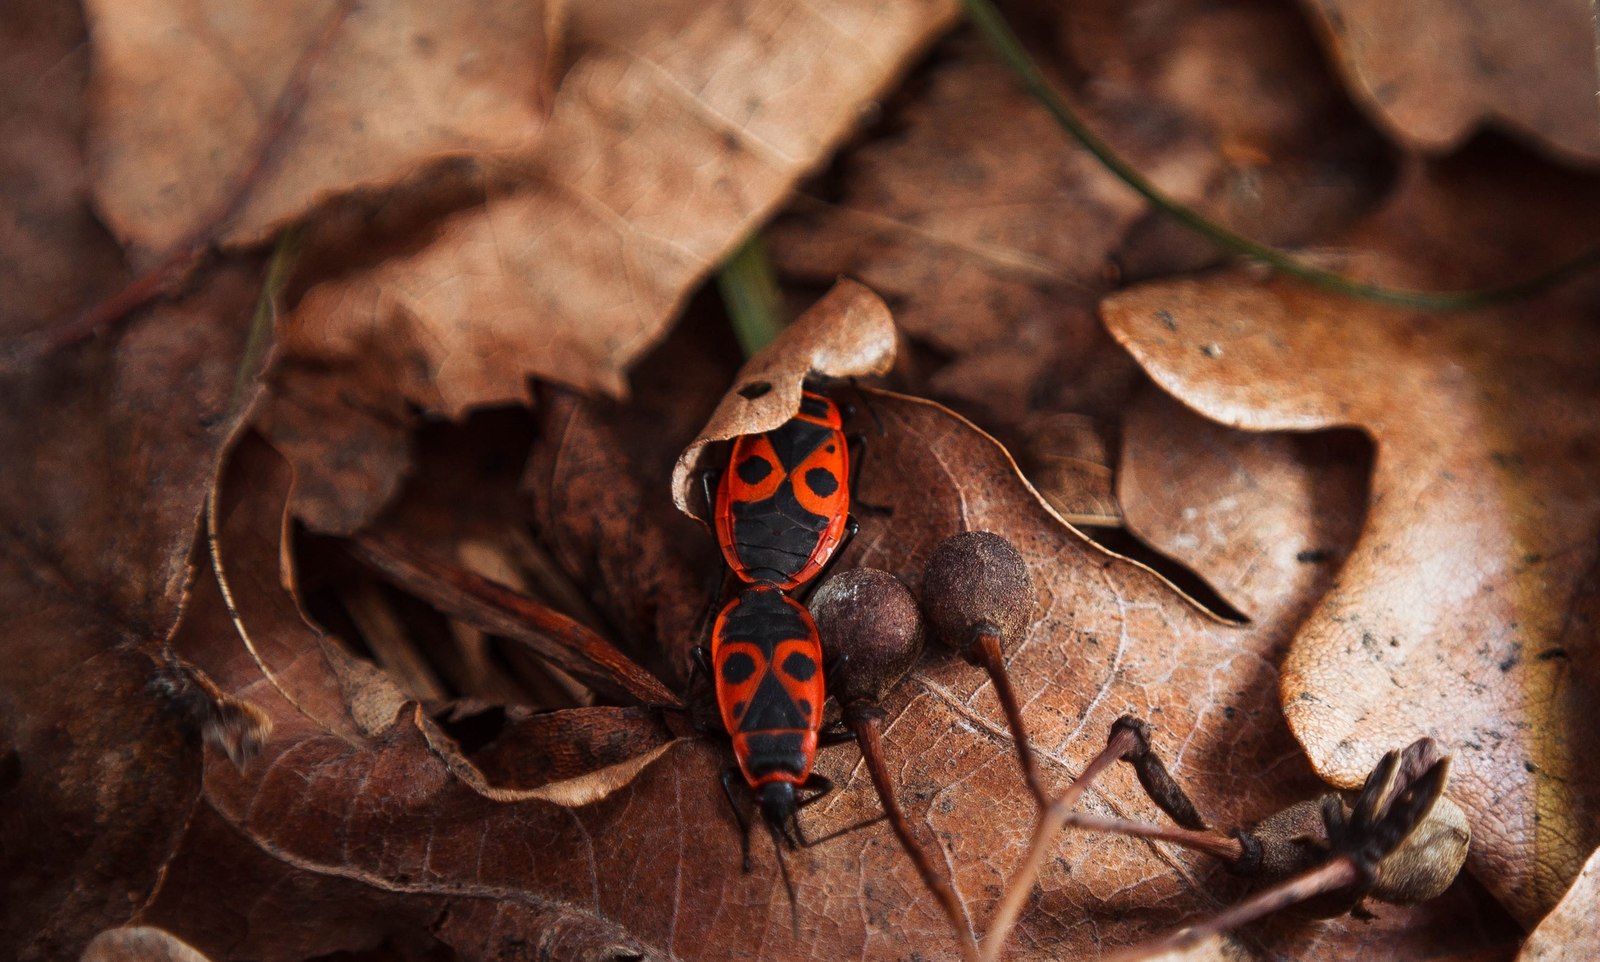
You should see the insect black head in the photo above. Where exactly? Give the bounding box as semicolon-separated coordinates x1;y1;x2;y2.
757;781;799;838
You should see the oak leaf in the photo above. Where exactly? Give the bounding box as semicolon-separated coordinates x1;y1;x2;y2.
1102;148;1600;922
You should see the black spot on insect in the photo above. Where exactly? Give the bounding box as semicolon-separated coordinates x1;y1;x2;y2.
781;651;817;681
738;381;772;400
799;394;830;418
732;700;746;718
722;651;758;685
805;467;839;498
797;699;812;717
736;455;773;486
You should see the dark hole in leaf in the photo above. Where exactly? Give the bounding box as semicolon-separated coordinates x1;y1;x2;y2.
738;380;772;400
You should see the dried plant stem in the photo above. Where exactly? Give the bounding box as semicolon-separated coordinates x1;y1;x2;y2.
350;533;678;707
848;710;980;962
961;0;1600;310
1101;858;1363;962
1060;813;1243;862
969;628;1048;806
980;724;1142;962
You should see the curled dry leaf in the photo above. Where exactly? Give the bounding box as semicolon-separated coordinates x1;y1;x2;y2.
1516;843;1600;962
279;0;955;412
154;435;685;959
2;16;271;960
87;0;561;257
1297;0;1600;164
1101;149;1600;921
670;278;897;518
81;927;214;962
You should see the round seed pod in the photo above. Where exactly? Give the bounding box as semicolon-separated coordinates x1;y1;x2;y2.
1247;798;1331;885
1369;794;1470;905
1246;798;1356;918
811;568;925;707
920;532;1034;656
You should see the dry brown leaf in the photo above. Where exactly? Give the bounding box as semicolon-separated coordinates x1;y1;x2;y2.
1;10;277;955
252;362;415;535
670;278;897;519
278;0;956;413
1015;411;1121;526
768;1;1390;424
150;436;689;957
1298;0;1600;164
1118;387;1369;626
82;927;215;962
0;266;266;962
1517;843;1600;961
142;395;1520;961
87;0;560;258
1101;148;1600;921
527;392;709;680
0;0;127;343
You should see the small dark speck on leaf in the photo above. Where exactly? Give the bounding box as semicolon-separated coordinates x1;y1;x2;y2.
1157;310;1177;331
1296;548;1334;563
1200;343;1223;358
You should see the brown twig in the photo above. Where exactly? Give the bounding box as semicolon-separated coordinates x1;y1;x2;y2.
848;707;980;962
968;627;1048;807
980;723;1143;962
1059;813;1243;862
350;533;679;707
1100;858;1363;962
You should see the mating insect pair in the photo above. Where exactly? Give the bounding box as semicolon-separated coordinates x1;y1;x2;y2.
693;387;872;872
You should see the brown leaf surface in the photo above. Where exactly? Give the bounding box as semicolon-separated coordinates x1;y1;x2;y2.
0;0;126;342
87;0;560;258
278;0;956;413
1118;387;1369;626
1298;0;1600;164
1101;148;1600;921
1517;843;1600;961
670;279;897;519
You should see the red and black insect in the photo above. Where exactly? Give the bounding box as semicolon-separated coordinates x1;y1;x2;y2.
712;389;857;591
697;583;836;861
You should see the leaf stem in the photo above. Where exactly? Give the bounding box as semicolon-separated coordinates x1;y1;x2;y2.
717;232;785;356
960;0;1600;310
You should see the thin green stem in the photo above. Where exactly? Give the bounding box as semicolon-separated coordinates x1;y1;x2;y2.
961;0;1600;311
229;229;299;413
716;232;784;356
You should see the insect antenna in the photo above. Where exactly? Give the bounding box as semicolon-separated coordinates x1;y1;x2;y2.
767;818;802;937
